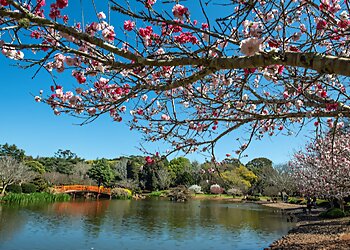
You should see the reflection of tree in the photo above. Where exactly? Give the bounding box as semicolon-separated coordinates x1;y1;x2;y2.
0;199;291;247
52;200;111;237
0;205;26;242
198;202;289;233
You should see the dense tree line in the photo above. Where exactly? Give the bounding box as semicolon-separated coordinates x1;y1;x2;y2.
0;143;296;196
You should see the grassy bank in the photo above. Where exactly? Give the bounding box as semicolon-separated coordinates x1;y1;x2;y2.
0;192;71;205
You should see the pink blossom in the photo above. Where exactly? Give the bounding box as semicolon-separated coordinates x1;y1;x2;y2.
172;4;189;19
0;0;8;6
240;38;262;56
316;19;327;30
97;12;106;19
37;0;45;7
145;0;156;8
139;26;153;38
295;100;303;109
87;107;96;115
174;32;198;44
124;20;135;31
102;26;115;42
145;156;154;164
54;109;61;115
201;23;209;29
56;0;68;9
161;114;170;121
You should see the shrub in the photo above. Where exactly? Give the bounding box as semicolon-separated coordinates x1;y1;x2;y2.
21;183;37;193
210;184;223;194
7;184;22;193
320;208;346;218
31;177;48;192
168;185;190;202
288;197;305;204
226;188;243;197
111;188;132;199
316;199;330;207
288;197;298;204
188;185;202;194
149;190;168;197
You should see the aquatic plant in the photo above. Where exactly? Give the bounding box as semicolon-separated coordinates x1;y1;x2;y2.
0;193;71;205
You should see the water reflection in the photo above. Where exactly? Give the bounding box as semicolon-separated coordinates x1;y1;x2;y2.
0;199;293;250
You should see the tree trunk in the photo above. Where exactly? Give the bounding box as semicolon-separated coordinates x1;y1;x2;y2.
338;198;345;212
1;184;8;196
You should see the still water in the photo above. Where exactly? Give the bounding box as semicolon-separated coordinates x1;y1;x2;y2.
0;199;293;250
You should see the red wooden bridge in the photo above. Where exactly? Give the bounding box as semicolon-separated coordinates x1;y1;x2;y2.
54;185;111;196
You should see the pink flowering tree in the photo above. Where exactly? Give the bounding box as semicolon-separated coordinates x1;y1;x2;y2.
1;0;350;159
290;131;350;210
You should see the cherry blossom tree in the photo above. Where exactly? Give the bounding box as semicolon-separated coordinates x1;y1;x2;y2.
1;0;350;159
290;131;350;210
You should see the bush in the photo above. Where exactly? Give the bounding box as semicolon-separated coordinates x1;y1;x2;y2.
149;190;168;197
226;188;243;197
288;197;304;204
210;184;223;194
7;184;22;193
188;185;202;194
111;188;132;199
21;183;37;193
317;199;330;207
31;177;48;192
288;197;298;204
168;185;190;202
320;208;346;218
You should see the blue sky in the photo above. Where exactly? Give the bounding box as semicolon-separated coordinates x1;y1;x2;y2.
0;0;312;164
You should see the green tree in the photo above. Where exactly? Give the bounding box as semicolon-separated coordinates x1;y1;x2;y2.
220;158;243;171
87;159;115;187
169;157;191;176
25;160;46;174
54;149;84;175
221;165;257;194
126;156;144;181
168;157;193;186
246;158;273;176
0;143;25;162
246;157;274;195
139;157;169;191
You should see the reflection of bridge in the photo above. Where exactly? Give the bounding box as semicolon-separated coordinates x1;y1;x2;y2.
54;185;112;198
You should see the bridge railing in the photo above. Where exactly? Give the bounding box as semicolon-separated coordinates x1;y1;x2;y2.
54;185;111;195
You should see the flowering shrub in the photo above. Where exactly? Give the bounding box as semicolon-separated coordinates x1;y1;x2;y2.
226;188;242;197
210;184;223;194
188;185;202;194
111;188;132;200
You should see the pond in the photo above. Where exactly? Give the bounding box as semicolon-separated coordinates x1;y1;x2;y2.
0;199;293;250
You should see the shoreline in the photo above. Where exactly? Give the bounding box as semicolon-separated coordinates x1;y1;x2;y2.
261;202;306;210
265;205;350;249
267;217;350;249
